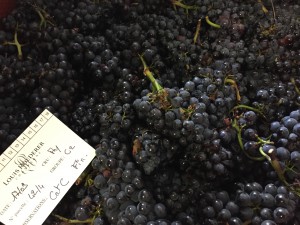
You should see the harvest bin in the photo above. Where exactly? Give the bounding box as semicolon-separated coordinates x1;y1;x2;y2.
0;0;300;225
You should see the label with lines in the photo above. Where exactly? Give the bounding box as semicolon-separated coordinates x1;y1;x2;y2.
0;109;95;225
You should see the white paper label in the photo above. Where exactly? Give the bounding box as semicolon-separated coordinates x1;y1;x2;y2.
0;109;96;225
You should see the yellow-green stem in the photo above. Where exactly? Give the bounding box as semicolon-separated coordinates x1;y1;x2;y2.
32;4;55;29
258;0;269;14
138;54;163;92
193;18;202;44
232;118;265;161
52;214;94;224
3;30;23;60
231;104;265;119
291;78;300;95
172;0;199;11
225;78;241;101
15;32;23;59
205;16;221;29
37;9;46;28
232;118;244;151
258;146;288;185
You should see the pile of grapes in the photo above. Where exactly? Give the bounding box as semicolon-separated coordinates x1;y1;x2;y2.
0;0;300;224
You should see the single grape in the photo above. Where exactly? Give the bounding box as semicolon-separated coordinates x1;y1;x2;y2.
75;206;89;221
93;217;105;225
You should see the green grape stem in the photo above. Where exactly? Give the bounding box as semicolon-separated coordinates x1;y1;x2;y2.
291;78;300;95
52;214;94;224
138;54;163;92
171;0;199;11
231;104;266;119
258;146;287;185
31;4;55;29
258;145;300;197
232;118;265;161
3;29;23;60
193;18;202;44
205;16;221;29
224;77;241;101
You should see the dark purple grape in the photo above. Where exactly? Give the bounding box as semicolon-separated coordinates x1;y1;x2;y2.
228;217;242;225
270;122;281;133
273;207;290;223
138;189;153;202
203;206;216;218
108;183;121;196
75;206;89;221
124;205;138;221
264;184;277;195
292;123;300;136
122;170;133;183
154;203;167;218
261;193;276;208
93;217;105;225
116;191;128;204
134;214;148;224
236;192;251;207
251;216;263;225
240;207;254;221
250;191;262;205
217;209;231;221
137;201;152;215
94;174;106;189
226;202;239;216
260;208;273;220
216;191;230;204
275;147;290;161
261;220;277;225
117;217;131;225
282;118;297;129
212;199;223;212
105;197;119;211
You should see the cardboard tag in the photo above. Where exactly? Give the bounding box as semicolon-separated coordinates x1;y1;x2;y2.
0;109;96;225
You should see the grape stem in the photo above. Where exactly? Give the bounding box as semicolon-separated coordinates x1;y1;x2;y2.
31;3;55;29
269;0;277;23
258;145;300;197
205;16;221;29
138;54;163;92
224;77;241;102
258;146;286;182
291;77;300;95
52;201;103;225
257;0;269;14
138;54;172;110
193;18;202;44
231;104;266;119
3;24;24;60
284;164;300;176
52;214;93;224
180;104;196;120
171;0;199;12
231;118;265;161
75;165;93;186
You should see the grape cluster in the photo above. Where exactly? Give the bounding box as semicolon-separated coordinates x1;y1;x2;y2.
0;0;300;224
132;128;179;175
0;54;38;98
0;97;30;151
268;110;300;184
71;97;135;145
75;137;189;224
199;182;299;224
